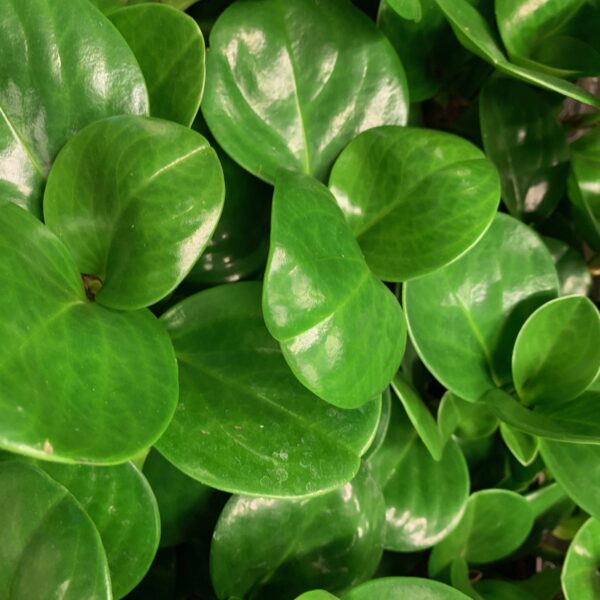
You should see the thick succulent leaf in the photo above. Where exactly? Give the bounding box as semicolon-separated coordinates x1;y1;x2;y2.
143;450;214;548
0;461;111;599
438;392;498;442
156;282;381;497
434;0;600;108
202;0;408;183
263;171;406;408
568;128;600;252
44;116;224;310
404;213;558;402
500;424;538;467
0;203;178;463
543;237;592;297
540;440;600;521
368;392;469;552
428;489;534;578
34;462;159;599
110;5;205;126
512;296;600;406
328;126;500;281
210;464;385;599
0;0;148;217
342;577;471;599
562;517;600;600
479;76;569;220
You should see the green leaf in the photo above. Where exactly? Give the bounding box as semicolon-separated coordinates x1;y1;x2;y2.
143;449;214;548
562;517;600;600
0;461;111;599
342;577;471;599
44;115;225;310
479;76;569;220
295;592;340;600
404;213;558;402
263;171;406;408
568;128;600;252
434;0;600;108
202;0;408;183
368;393;469;552
438;392;498;442
110;5;205;126
89;0;200;13
156;282;381;497
475;579;537;600
387;0;422;21
543;237;592;297
540;440;600;521
0;204;178;463
428;489;534;578
0;0;148;217
210;464;385;599
512;296;600;406
500;423;538;467
41;461;160;599
328;126;500;281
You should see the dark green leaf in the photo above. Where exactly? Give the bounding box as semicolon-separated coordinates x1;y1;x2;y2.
562;517;600;600
387;0;422;22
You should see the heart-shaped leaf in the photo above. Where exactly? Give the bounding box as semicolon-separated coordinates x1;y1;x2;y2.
328;126;500;281
404;213;558;402
342;577;471;599
428;489;534;578
0;203;178;463
210;464;385;599
263;171;406;408
479;76;569;220
544;237;592;297
109;5;205;126
562;517;600;600
44;115;225;310
0;0;148;217
368;390;469;551
0;461;111;599
202;0;408;183
156;282;381;497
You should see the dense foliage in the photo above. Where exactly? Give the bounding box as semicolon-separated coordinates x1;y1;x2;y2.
0;0;599;598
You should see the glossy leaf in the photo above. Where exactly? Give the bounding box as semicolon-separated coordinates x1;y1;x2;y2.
342;577;471;599
295;592;339;600
500;423;538;467
428;489;534;578
210;464;385;599
562;517;600;600
329;126;500;281
368;393;469;552
434;0;600;108
0;0;148;217
0;461;111;599
438;392;498;442
404;213;558;402
110;5;205;126
0;203;178;463
156;282;381;497
512;296;600;406
41;461;160;599
544;237;592;297
479;76;569;220
143;449;214;548
263;171;406;408
202;0;408;183
44;115;225;310
387;0;422;22
90;0;200;13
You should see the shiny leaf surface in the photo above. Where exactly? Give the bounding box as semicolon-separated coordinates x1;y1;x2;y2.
342;577;471;599
329;126;500;281
562;517;600;600
295;592;339;600
90;0;200;13
156;282;381;497
0;203;178;463
368;392;469;552
499;423;538;467
543;237;592;297
263;171;406;408
0;461;111;599
438;392;498;442
202;0;408;183
0;0;148;217
479;76;569;220
110;5;205;126
210;464;385;599
404;213;558;402
44;115;224;310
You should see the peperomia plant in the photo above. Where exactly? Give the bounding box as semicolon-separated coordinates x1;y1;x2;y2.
0;0;599;598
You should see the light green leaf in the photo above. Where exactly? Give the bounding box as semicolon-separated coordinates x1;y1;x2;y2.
500;423;538;467
438;392;498;442
562;517;600;600
543;237;592;297
387;0;422;21
342;577;471;599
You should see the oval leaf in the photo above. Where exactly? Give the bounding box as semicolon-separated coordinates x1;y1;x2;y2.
44;115;225;310
263;171;406;408
562;517;600;600
156;282;381;497
202;0;408;183
544;237;592;297
342;577;471;599
329;126;499;281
